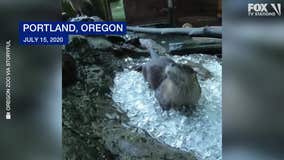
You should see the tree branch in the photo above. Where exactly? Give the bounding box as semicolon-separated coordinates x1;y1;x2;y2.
127;26;222;38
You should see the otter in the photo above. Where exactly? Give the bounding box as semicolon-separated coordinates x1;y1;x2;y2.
156;62;201;110
140;39;201;110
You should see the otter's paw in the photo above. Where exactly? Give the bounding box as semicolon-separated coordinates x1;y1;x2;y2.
155;88;171;110
158;98;171;110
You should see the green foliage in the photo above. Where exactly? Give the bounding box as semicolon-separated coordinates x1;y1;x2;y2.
62;0;77;18
110;0;125;21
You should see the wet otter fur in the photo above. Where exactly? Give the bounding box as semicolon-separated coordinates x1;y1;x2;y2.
142;48;175;90
140;39;201;110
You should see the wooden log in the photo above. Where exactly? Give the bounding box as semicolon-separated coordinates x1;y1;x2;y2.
112;43;149;58
127;26;222;38
169;37;222;57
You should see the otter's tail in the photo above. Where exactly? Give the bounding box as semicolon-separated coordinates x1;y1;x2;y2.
139;39;160;59
148;48;160;59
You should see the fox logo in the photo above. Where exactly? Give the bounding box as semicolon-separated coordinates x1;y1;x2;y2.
248;3;282;16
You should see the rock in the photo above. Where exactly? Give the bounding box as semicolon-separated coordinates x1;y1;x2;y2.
69;15;103;22
103;127;197;160
63;54;77;88
63;34;197;160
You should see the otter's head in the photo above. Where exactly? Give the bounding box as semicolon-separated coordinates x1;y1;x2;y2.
165;63;198;85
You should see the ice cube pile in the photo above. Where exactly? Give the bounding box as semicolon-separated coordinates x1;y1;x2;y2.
112;54;222;160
